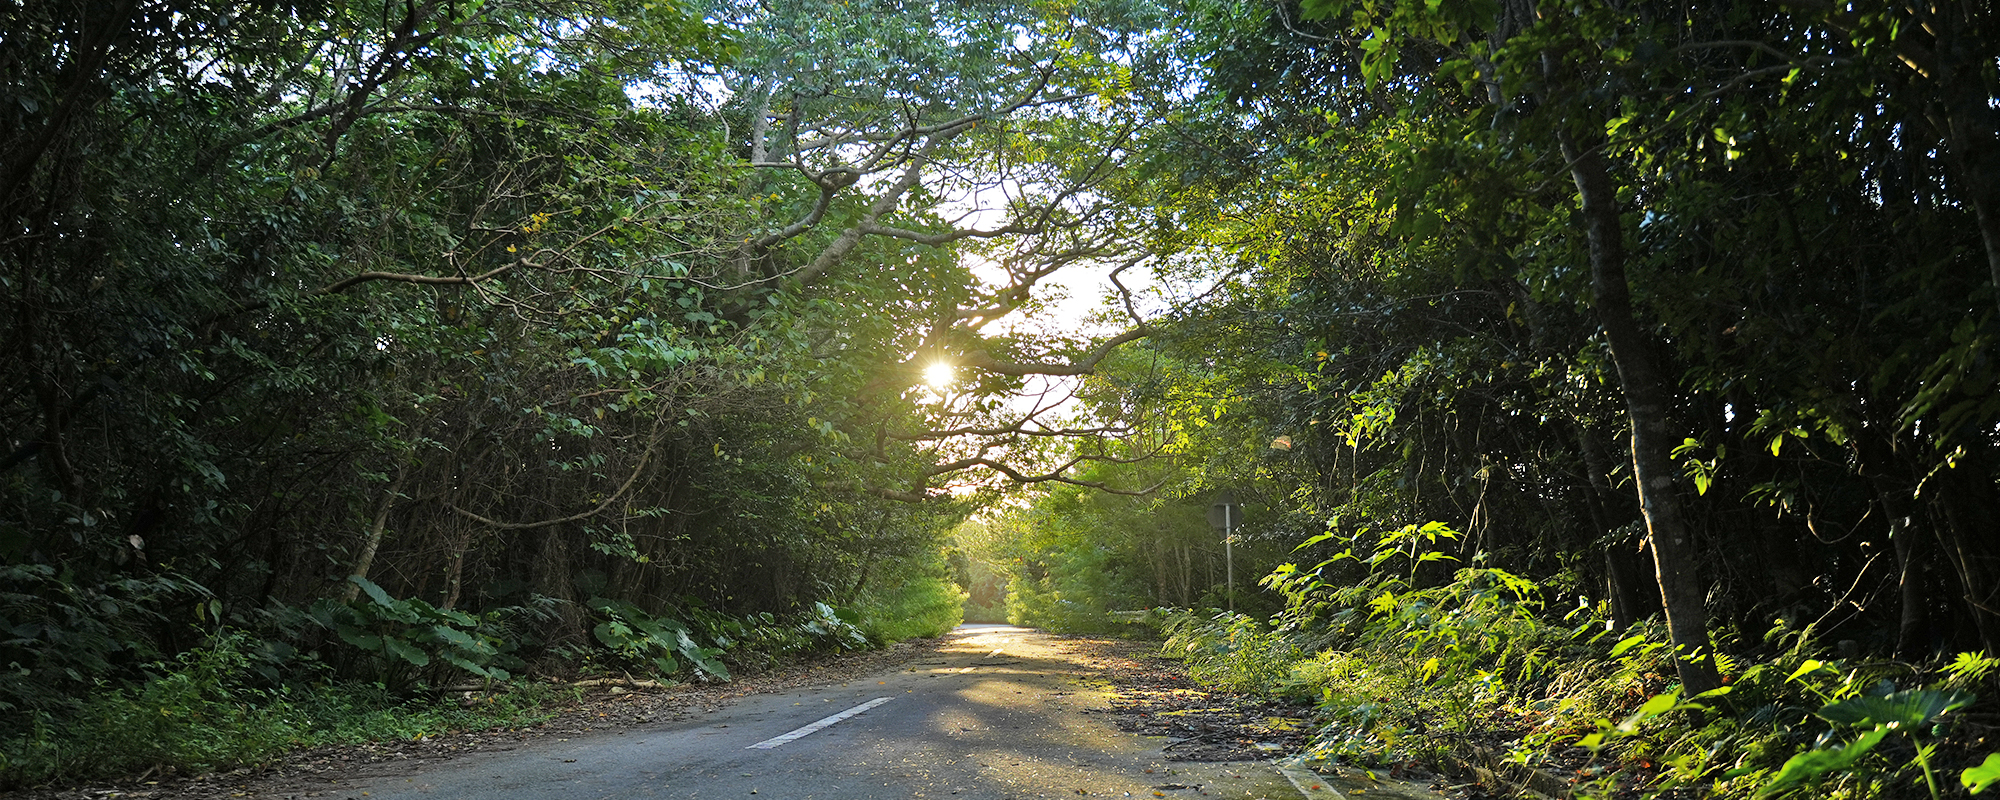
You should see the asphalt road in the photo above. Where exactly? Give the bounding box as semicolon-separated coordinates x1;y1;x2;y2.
326;625;1314;800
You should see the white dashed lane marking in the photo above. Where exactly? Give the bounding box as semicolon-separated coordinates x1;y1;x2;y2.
745;697;895;750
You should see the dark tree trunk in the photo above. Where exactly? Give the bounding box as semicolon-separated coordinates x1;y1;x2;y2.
1884;493;1928;660
1922;446;2000;654
1560;131;1722;696
1854;433;1931;659
1579;427;1647;629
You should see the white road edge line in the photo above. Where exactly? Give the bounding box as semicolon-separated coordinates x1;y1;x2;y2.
745;697;895;750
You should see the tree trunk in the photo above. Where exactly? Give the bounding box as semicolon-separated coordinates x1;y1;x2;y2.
1579;426;1650;629
341;462;410;602
1560;131;1722;695
1921;447;2000;654
440;525;471;611
1854;433;1931;659
1883;491;1928;659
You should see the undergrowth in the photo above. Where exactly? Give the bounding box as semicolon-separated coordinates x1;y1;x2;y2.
0;631;567;788
0;585;921;790
1161;520;2000;799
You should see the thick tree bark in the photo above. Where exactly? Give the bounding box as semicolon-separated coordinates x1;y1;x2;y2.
1560;132;1722;695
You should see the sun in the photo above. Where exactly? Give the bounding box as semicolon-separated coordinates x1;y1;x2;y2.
922;361;955;390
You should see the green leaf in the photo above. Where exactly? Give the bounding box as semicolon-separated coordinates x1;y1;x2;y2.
349;575;395;607
382;636;432;667
336;626;383;652
1962;753;2000;794
1293;531;1338;551
1635;692;1679;718
1816;688;1974;729
691;650;731;680
1785;659;1827;683
1758;727;1889;797
1609;634;1646;658
432;625;478;649
441;651;492;677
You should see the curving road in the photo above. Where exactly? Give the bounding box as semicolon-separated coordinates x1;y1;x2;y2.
321;625;1316;800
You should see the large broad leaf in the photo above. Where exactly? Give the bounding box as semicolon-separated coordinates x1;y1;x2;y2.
1758;727;1890;797
432;624;479;649
674;628;704;657
1964;753;2000;795
336;625;383;652
691;649;731;681
594;620;634;649
348;576;395;608
1816;688;1974;729
441;650;493;678
382;635;432;667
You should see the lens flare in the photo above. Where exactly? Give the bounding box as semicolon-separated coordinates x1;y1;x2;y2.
923;361;954;389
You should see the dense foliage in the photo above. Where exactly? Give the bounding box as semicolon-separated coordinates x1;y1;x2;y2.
1153;0;2000;674
0;0;1171;784
961;0;2000;795
986;0;2000;796
10;0;2000;794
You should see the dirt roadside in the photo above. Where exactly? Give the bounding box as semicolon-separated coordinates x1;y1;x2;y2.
3;632;1486;800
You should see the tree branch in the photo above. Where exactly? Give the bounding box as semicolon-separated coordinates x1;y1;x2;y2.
961;326;1153;376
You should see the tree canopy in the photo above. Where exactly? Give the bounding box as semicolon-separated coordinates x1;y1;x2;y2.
5;0;2000;793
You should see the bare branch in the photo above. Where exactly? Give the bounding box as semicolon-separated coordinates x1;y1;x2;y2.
961;326;1153;376
445;440;654;530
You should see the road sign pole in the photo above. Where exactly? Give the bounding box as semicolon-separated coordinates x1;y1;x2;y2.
1207;491;1240;614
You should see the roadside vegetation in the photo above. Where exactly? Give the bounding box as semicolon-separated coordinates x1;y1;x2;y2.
1161;539;2000;799
944;0;2000;792
11;0;2000;794
0;586;925;787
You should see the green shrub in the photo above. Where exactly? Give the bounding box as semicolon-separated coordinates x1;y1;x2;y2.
308;577;518;692
0;563;204;715
0;631;562;789
586;597;732;680
1162;610;1302;694
852;567;965;643
1005;575;1119;633
1163;516;2000;798
962;597;1008;624
724;603;871;662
